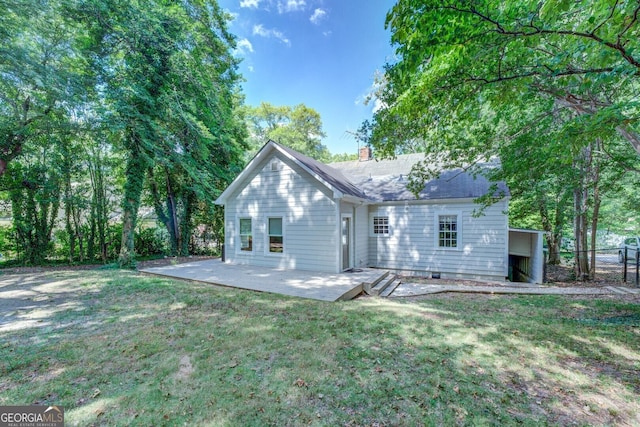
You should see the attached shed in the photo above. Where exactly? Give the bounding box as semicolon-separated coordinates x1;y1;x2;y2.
508;229;545;284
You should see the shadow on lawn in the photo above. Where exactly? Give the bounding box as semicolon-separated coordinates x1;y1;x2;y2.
1;273;639;426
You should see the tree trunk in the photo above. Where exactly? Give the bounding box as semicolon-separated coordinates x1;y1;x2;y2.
118;150;147;268
588;140;602;280
573;187;590;280
166;171;181;255
538;198;563;265
148;168;177;256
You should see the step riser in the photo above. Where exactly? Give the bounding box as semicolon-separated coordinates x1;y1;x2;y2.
371;275;398;296
380;279;402;297
364;271;390;295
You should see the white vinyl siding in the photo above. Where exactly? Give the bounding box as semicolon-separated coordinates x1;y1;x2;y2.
354;204;369;268
224;154;338;272
368;201;508;281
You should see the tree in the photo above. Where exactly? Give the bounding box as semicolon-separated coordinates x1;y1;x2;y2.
0;0;86;176
5;122;65;264
365;0;640;279
75;0;246;266
244;102;330;160
369;0;640;159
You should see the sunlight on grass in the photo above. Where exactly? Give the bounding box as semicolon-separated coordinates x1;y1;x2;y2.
66;397;119;426
1;271;638;425
353;297;457;319
571;333;640;363
599;339;640;362
169;302;187;310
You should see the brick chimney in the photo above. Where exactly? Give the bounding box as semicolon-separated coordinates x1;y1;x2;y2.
359;146;372;162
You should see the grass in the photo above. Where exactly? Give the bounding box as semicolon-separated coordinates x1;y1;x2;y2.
0;270;639;426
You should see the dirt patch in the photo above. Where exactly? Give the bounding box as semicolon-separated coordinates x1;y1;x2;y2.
174;355;195;380
546;263;636;288
0;256;217;276
136;256;216;270
0;257;217;324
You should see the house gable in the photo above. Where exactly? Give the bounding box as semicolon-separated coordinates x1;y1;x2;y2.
220;146;340;272
216;141;367;206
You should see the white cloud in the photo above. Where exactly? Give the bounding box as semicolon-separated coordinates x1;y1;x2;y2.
240;0;261;8
253;24;291;46
357;72;388;113
309;8;327;24
278;0;306;13
236;38;254;54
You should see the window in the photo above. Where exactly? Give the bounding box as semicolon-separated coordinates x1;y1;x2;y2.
268;217;283;253
239;218;252;252
438;215;458;248
372;216;390;235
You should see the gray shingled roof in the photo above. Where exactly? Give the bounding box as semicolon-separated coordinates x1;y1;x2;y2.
329;153;425;177
277;143;367;199
273;142;509;202
329;155;509;202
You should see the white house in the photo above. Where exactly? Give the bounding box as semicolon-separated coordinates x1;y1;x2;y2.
215;141;543;283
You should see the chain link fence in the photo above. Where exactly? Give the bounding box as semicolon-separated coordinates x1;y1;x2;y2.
545;248;639;286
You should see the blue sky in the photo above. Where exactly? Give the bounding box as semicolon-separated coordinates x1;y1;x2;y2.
219;0;397;155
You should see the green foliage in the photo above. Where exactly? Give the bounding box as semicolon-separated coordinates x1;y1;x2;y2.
70;0;247;266
0;224;13;258
0;0;245;266
244;102;330;161
0;0;88;175
370;0;640;157
4;147;62;265
134;226;169;257
365;0;640;269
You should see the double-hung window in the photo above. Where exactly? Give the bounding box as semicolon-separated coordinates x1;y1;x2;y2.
239;218;253;252
268;217;283;253
438;214;458;248
372;216;390;236
369;214;391;237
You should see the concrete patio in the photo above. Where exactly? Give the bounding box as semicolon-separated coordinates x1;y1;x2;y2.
139;259;388;302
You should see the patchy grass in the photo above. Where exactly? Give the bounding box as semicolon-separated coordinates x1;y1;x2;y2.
0;271;639;426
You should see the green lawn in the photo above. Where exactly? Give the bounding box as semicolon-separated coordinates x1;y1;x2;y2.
1;270;639;426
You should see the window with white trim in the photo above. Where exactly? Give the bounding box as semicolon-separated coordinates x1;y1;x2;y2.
238;218;253;252
438;215;458;248
268;217;283;253
372;216;390;235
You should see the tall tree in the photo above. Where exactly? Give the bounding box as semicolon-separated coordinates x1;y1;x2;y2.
244;102;330;160
368;0;640;160
364;0;640;279
0;0;86;176
75;0;246;266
